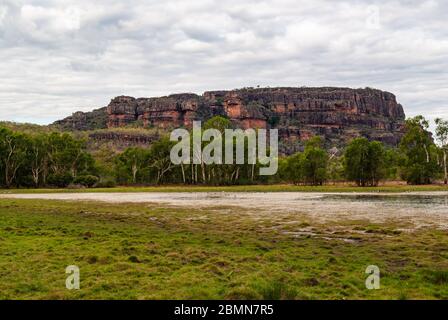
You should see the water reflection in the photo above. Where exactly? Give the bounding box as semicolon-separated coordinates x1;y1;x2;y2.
322;194;448;207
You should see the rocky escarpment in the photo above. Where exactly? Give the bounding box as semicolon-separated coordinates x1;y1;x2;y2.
53;107;108;131
53;87;406;154
107;94;204;129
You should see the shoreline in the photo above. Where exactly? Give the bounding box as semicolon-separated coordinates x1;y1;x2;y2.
1;184;448;194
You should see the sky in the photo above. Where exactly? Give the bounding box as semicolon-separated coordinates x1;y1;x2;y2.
0;0;447;128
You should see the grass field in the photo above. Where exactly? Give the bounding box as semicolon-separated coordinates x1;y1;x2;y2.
1;183;448;194
1;197;447;299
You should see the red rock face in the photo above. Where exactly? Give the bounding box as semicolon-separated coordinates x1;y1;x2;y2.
107;96;138;128
224;95;243;118
98;87;407;153
240;119;267;130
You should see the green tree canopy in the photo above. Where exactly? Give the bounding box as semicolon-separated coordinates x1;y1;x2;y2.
301;137;328;186
284;136;328;186
399;116;438;185
115;147;150;184
344;137;386;187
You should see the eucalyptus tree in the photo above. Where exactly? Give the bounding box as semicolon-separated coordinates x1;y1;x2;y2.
0;128;28;187
115;147;150;184
344;137;386;187
148;138;175;184
400;116;438;184
28;134;49;187
435;118;448;184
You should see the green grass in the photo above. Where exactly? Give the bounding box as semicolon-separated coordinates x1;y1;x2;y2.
1;198;447;299
1;184;448;194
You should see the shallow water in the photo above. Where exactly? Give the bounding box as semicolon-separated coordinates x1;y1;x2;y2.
324;194;448;205
1;192;448;229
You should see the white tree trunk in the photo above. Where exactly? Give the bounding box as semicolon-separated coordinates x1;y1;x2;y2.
181;163;186;184
444;150;447;185
132;164;138;183
423;144;430;163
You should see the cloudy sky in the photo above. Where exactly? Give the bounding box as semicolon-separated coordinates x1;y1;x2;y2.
0;0;447;127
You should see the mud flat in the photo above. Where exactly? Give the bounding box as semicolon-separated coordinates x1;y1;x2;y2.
2;192;447;229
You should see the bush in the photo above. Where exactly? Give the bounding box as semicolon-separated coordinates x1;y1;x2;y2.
95;179;117;188
344;138;386;187
47;173;73;188
73;175;99;188
401;162;439;185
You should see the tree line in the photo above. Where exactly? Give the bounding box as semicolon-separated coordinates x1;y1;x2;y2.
0;115;447;188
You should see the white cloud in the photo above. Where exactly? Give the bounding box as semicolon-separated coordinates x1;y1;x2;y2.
0;5;8;26
0;0;446;127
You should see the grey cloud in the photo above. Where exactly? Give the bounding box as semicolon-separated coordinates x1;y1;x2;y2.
0;0;446;128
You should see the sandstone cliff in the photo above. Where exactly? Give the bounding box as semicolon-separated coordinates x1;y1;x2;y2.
53;107;108;131
53;87;406;153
